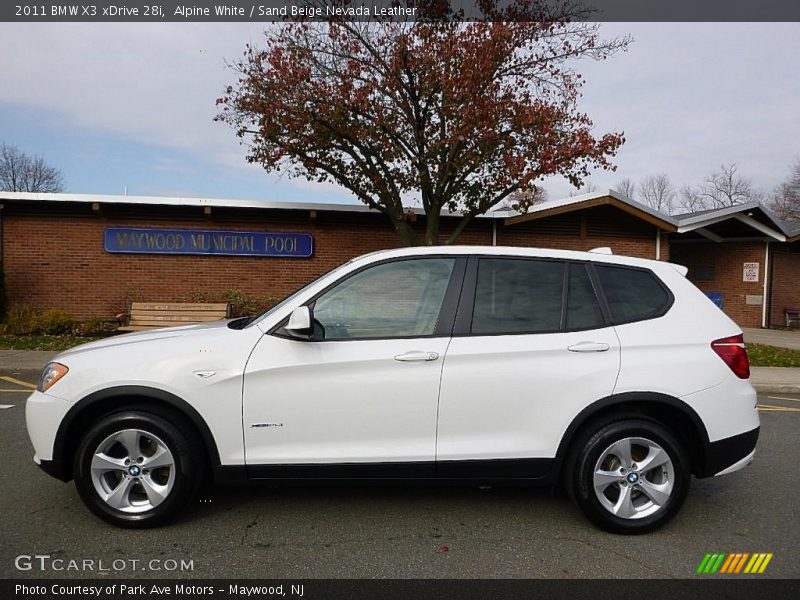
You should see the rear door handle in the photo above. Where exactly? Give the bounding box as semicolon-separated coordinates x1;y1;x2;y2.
567;341;610;353
394;351;440;362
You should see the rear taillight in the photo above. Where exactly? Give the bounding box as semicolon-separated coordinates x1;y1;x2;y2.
711;334;750;379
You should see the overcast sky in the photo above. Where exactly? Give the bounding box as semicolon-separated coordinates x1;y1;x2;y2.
1;22;798;204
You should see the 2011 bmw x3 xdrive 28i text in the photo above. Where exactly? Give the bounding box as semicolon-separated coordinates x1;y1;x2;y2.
26;246;759;533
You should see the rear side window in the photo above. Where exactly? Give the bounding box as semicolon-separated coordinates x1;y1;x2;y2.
566;264;605;330
595;265;671;323
472;259;564;334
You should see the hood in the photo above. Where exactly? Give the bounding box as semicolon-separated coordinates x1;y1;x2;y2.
56;319;238;359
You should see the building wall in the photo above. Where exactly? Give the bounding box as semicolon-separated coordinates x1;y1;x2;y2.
2;204;491;320
769;243;800;328
669;240;768;329
2;202;668;321
496;205;668;260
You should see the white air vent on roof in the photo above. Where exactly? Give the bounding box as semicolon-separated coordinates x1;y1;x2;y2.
589;247;613;255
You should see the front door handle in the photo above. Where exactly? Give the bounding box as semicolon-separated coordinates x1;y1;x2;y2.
394;351;440;362
567;341;611;353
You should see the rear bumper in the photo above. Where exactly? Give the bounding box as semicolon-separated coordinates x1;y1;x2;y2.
698;426;759;478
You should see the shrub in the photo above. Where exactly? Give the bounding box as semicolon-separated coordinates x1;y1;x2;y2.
187;289;217;304
108;288;146;319
78;317;117;336
187;288;278;318
225;289;278;317
0;268;7;322
5;304;40;335
36;309;75;335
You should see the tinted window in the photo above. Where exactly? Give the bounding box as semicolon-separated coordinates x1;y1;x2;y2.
566;263;605;330
595;265;670;323
312;258;455;339
472;259;564;334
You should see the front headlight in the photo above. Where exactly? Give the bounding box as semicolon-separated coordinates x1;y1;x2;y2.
38;362;69;393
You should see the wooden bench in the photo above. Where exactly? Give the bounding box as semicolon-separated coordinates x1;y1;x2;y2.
117;302;230;332
786;308;800;328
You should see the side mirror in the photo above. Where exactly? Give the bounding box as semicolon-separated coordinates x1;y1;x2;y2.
286;306;312;339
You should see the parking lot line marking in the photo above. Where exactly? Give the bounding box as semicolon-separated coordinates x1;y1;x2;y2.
767;396;800;403
0;388;33;392
758;404;800;412
0;376;36;389
0;404;14;409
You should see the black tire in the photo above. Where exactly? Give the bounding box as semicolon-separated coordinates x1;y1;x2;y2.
73;410;204;528
566;417;690;534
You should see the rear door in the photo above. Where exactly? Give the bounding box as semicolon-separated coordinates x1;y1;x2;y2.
436;258;620;475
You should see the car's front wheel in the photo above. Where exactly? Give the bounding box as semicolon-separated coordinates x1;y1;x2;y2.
567;418;690;534
74;410;202;527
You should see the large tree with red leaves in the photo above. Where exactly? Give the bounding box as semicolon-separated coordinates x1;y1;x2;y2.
217;3;628;246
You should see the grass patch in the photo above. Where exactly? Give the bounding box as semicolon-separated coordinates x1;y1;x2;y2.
0;334;104;352
747;343;800;368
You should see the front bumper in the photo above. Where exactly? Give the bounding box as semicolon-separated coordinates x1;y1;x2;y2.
698;426;759;478
35;457;70;481
26;390;74;481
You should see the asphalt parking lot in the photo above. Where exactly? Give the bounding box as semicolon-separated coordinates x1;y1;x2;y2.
1;369;798;580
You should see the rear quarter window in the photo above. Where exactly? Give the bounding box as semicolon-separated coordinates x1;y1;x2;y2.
595;265;672;324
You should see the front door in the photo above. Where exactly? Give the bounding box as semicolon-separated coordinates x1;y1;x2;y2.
243;257;463;472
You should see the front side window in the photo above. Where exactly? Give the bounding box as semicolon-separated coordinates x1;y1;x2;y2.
311;258;456;340
471;258;565;335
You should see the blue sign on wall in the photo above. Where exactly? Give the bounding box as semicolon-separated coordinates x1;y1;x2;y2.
104;227;313;258
706;292;724;309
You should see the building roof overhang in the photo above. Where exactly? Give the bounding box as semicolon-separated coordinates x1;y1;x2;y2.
675;201;787;242
503;190;679;232
0;189;686;230
1;190;797;244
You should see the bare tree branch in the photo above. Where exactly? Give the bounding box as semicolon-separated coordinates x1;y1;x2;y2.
614;177;636;200
639;173;675;214
768;158;800;222
0;143;64;193
697;163;762;208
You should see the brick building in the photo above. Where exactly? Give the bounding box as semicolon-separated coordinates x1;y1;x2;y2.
0;190;798;329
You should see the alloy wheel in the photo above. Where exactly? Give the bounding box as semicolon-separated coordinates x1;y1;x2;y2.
592;436;675;520
90;428;176;513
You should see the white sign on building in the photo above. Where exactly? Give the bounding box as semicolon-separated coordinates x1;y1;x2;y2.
743;262;760;283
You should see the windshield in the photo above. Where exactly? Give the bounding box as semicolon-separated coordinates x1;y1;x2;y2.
245;261;352;328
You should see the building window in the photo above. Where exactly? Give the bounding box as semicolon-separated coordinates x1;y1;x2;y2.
695;266;716;281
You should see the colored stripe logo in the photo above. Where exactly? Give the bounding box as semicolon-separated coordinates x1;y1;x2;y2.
697;552;773;574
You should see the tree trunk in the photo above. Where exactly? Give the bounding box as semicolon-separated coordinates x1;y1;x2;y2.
447;213;475;245
393;219;419;247
424;211;440;246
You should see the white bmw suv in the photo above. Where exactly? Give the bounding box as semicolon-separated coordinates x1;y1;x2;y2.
26;246;759;533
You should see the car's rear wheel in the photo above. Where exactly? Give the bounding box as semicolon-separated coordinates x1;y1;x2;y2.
567;418;690;534
74;410;202;527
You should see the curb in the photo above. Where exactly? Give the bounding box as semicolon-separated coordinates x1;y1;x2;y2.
752;384;800;395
